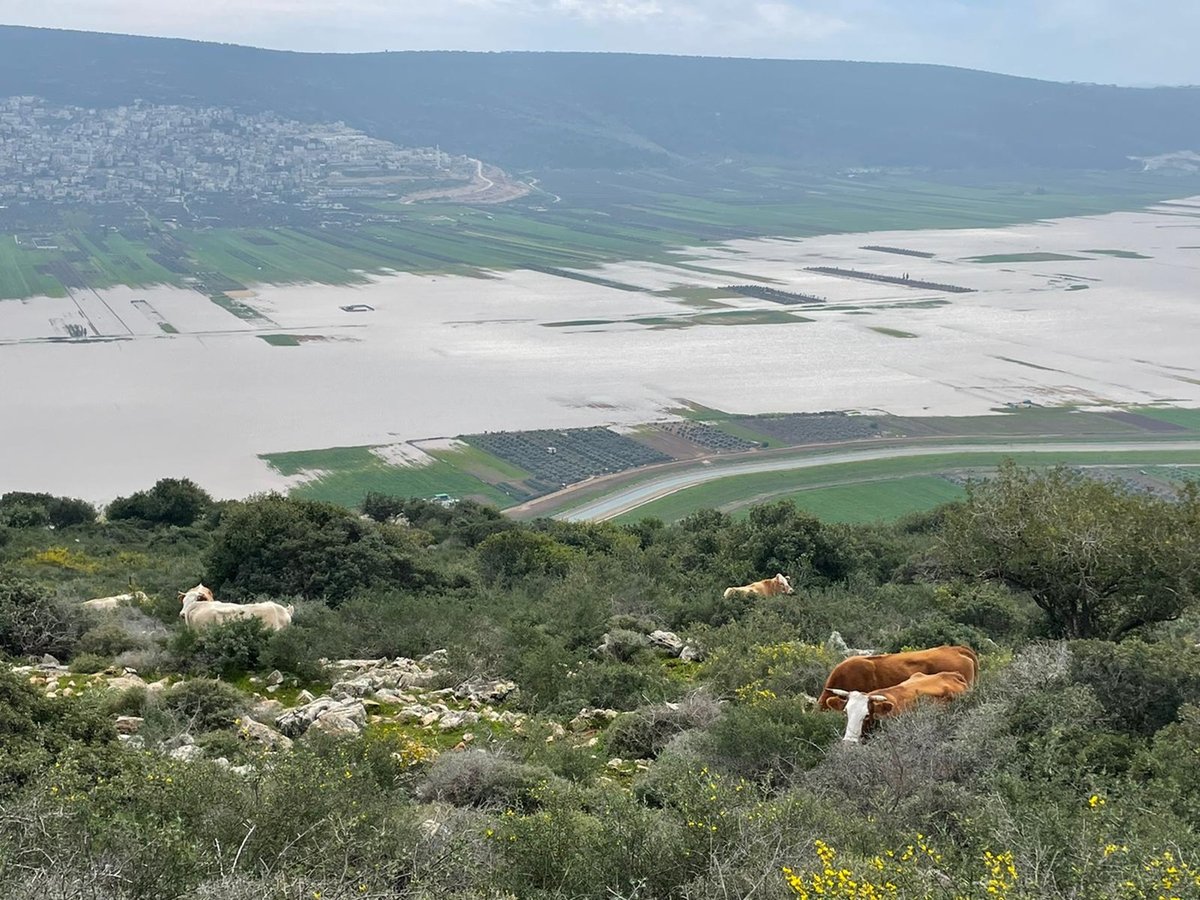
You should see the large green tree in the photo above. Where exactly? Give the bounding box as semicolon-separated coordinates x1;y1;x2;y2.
937;462;1200;640
205;494;436;604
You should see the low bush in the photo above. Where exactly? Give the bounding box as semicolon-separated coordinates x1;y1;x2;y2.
606;692;722;759
700;697;841;782
161;678;246;733
0;577;84;659
173;617;272;677
415;749;558;809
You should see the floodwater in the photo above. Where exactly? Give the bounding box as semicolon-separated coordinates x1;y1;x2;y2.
3;200;1200;501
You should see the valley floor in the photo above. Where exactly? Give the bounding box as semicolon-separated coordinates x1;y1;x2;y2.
3;199;1200;503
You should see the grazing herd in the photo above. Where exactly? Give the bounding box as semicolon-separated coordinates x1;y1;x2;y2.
84;571;975;744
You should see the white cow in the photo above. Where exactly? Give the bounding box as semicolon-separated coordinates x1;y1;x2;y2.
83;590;149;612
178;584;294;632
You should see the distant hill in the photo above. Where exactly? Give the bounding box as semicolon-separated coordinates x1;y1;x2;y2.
2;25;1200;172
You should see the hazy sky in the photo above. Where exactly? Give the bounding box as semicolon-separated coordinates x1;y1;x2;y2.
2;0;1197;86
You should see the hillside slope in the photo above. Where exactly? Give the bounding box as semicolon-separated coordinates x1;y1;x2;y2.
2;25;1200;171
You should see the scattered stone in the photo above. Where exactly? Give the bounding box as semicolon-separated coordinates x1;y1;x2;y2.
606;757;625;770
41;654;60;667
420;711;441;727
396;704;435;723
461;732;475;744
826;631;875;659
648;630;685;657
569;707;620;732
237;716;293;751
277;697;368;738
455;678;519;704
296;689;316;704
331;678;375;699
168;744;204;763
439;710;481;731
265;685;280;694
545;722;567;743
250;698;285;724
105;673;148;693
419;649;449;668
680;645;706;663
266;670;284;686
118;734;145;750
147;678;170;692
115;716;143;735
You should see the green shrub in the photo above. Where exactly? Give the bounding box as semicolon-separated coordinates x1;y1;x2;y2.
68;652;111;674
205;494;435;603
415;749;558;809
107;477;213;527
77;621;148;658
174;617;272;677
605;692;721;759
1068;639;1200;735
162;679;246;733
700;698;841;781
0;577;84;658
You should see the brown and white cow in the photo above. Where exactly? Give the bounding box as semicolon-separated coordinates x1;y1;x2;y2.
817;644;978;709
825;670;971;743
178;584;294;632
723;573;793;600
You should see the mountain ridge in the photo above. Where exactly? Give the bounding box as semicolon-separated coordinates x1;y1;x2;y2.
3;24;1200;172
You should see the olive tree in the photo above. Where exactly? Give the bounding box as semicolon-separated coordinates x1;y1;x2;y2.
936;462;1200;640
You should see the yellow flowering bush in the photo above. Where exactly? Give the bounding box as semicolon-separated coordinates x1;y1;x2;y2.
23;546;99;572
783;836;1017;900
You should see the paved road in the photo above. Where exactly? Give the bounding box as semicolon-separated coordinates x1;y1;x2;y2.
558;440;1200;522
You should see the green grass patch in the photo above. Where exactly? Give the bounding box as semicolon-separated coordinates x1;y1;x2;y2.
612;447;1200;523
762;475;967;523
262;445;521;509
966;252;1092;263
1136;408;1200;431
1080;249;1151;259
258;333;302;347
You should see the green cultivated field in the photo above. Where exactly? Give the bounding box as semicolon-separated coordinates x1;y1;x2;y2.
611;448;1200;523
5;169;1200;300
261;444;526;508
761;475;967;523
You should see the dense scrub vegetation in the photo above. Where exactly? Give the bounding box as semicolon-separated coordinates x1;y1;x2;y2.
1;464;1199;899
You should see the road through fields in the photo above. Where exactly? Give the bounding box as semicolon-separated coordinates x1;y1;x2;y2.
557;440;1200;521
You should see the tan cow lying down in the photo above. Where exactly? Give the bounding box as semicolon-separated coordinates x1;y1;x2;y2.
826;671;971;743
178;584;294;632
723;573;793;599
83;590;149;612
817;644;978;709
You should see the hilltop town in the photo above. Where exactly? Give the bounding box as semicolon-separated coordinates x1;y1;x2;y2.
0;97;492;223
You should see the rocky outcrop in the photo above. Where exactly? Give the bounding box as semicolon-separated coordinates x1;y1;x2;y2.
454;678;518;704
277;697;368;738
826;631;875;659
237;716;293;750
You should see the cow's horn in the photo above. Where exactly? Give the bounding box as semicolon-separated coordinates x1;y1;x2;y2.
869;694;888;702
828;688;850;697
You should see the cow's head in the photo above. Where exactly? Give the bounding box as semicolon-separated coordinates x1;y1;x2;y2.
178;584;214;610
826;688;894;743
775;573;794;594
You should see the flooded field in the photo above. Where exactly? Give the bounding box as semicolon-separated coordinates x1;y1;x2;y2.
4;199;1200;501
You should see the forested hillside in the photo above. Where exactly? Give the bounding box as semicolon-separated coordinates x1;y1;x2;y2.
2;465;1199;898
3;25;1200;170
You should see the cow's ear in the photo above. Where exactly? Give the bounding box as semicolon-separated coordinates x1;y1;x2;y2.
872;699;894;715
825;695;846;711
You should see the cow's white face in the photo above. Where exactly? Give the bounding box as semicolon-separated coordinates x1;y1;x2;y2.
775;574;794;594
178;584;214;609
828;688;890;743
